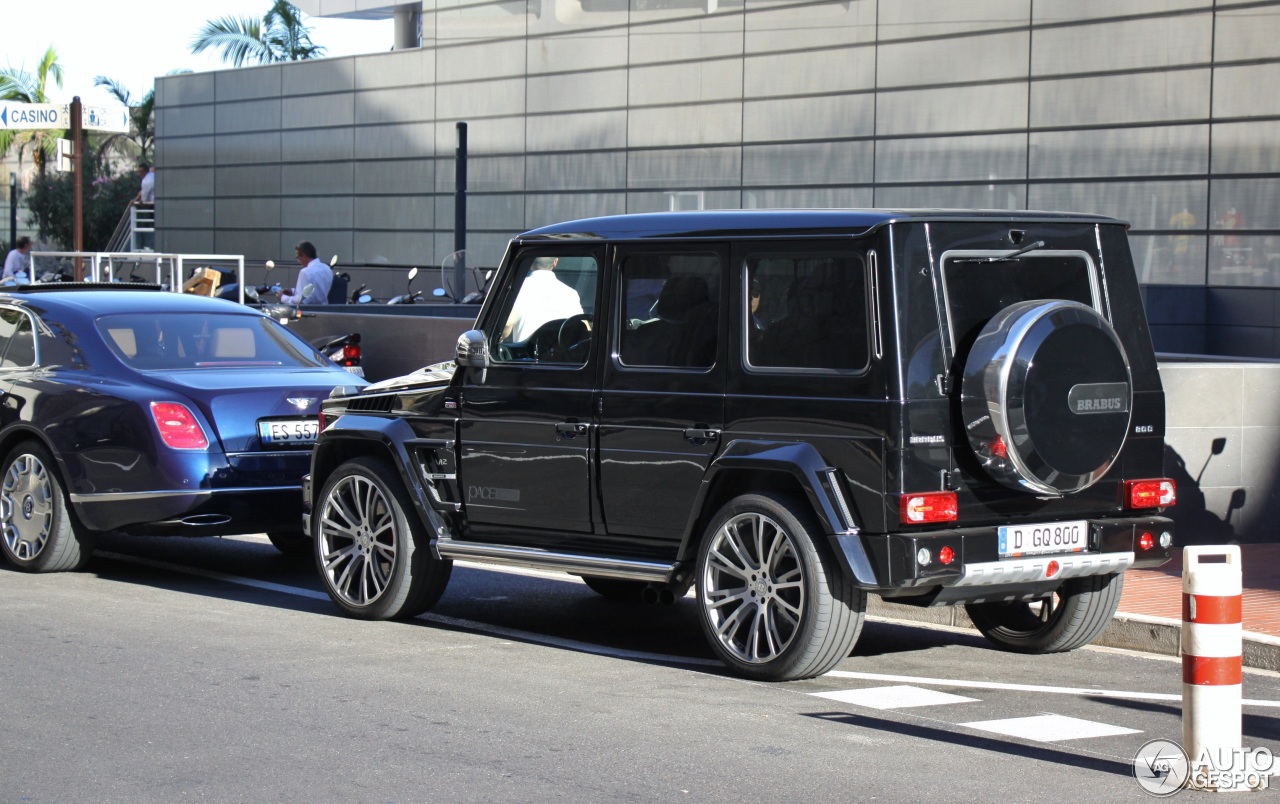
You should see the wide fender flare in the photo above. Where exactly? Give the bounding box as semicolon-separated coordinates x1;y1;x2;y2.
312;413;448;540
680;439;880;587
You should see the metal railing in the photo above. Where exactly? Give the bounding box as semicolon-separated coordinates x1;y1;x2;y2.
27;251;248;304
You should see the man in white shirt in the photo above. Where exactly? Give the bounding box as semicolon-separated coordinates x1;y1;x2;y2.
281;241;332;305
502;256;583;341
3;237;31;283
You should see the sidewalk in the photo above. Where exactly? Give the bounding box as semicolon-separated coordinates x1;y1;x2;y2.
867;543;1280;672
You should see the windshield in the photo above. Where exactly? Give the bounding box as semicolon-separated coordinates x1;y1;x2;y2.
96;312;330;370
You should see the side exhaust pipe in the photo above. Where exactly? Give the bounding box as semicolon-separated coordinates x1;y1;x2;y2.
642;585;678;606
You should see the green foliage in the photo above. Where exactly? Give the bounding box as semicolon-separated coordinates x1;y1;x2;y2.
25;147;137;251
92;76;155;164
191;1;325;68
0;45;66;173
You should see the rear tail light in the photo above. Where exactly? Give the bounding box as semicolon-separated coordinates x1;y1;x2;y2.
1139;532;1155;551
150;402;208;449
318;411;327;431
900;492;958;525
341;343;361;366
1125;478;1176;509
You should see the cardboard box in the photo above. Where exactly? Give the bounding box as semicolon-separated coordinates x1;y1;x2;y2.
182;267;222;297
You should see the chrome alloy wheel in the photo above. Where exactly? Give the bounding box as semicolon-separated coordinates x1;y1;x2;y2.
701;511;806;664
1;453;55;561
318;473;398;608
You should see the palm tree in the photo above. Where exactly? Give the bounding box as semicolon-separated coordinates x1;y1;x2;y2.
0;45;66;175
92;76;155;167
191;0;326;68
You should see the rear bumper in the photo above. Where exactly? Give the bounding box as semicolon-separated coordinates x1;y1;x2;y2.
864;515;1173;605
71;485;305;536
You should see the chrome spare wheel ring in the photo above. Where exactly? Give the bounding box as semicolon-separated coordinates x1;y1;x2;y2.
702;512;805;664
318;474;398;608
2;454;55;562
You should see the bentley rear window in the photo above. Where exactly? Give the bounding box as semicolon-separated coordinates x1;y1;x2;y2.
941;251;1098;359
98;313;329;370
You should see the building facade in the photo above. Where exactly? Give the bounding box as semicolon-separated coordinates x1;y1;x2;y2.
154;0;1280;349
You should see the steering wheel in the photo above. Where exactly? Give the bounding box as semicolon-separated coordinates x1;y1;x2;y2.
558;314;593;359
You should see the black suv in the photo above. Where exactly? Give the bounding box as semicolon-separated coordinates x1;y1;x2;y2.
303;210;1175;681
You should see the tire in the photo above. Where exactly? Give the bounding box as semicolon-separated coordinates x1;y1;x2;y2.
0;442;93;572
266;529;311;558
313;456;452;620
580;575;647;601
964;572;1124;654
695;492;865;681
960;300;1132;496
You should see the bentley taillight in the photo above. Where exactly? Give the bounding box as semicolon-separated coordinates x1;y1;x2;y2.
150;402;208;449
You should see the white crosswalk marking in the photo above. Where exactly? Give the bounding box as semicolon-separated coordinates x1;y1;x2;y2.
812;685;980;709
961;714;1140;742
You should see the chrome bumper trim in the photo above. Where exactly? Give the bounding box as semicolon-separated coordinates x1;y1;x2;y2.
70;486;300;504
949;551;1135;587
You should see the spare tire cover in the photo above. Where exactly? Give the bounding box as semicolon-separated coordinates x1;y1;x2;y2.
960;300;1132;496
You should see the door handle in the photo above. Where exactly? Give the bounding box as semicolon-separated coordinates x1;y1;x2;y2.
556;421;588;437
683;428;720;443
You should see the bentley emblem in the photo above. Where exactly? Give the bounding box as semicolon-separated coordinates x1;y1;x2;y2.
287;397;317;410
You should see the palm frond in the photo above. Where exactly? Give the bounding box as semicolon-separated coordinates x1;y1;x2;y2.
93;75;132;106
190;16;272;67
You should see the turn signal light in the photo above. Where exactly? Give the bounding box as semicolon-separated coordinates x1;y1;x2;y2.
938;545;956;565
1125;478;1177;509
150;402;208;450
900;492;958;525
1139;532;1155;551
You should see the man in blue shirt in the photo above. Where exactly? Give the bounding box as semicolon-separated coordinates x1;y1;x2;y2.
281;241;332;305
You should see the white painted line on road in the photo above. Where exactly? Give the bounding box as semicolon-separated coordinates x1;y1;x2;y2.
812;685;980;710
824;669;1280;709
97;551;721;669
960;714;1140;742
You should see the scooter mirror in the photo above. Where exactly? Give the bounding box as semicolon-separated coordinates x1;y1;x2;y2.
433;288;447;297
407;267;419;281
265;260;275;271
330;255;339;267
358;294;373;304
302;283;315;298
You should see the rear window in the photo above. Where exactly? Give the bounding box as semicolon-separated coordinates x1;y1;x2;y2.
96;313;329;370
941;251;1099;358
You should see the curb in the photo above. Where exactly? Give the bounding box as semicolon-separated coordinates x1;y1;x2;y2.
867;598;1280;673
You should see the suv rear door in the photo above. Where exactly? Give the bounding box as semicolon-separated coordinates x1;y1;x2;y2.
598;245;728;547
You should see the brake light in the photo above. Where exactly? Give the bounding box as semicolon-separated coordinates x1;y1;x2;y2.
318;411;327;431
341;343;361;366
150;402;208;449
1125;478;1176;509
900;492;958;525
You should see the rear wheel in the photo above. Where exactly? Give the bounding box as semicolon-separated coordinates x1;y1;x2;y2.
580;575;647;601
0;442;93;572
314;456;452;620
964;572;1124;653
696;492;865;681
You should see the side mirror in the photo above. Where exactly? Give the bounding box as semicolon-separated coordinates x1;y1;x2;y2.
455;329;489;384
433;287;447;297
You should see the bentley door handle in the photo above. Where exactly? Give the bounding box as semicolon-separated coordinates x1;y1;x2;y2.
683;428;720;443
555;421;588;437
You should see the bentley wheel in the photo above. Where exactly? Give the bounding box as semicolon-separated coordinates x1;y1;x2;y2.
314;456;451;620
965;572;1124;653
696;492;865;681
0;442;93;572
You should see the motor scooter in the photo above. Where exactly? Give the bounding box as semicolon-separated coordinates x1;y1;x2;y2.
386;267;423;305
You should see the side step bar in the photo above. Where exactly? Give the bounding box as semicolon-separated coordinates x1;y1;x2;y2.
435;539;678;583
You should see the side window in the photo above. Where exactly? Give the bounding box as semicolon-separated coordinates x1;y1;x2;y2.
491;253;598;366
0;309;33;368
618;253;720;369
745;252;869;372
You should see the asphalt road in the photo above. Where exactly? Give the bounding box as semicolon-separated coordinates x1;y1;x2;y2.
3;532;1278;802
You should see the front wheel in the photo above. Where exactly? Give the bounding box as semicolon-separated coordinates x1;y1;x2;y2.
313;456;452;620
695;492;865;681
964;572;1124;654
0;442;93;572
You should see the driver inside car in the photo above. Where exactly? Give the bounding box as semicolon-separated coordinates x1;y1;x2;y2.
501;256;584;343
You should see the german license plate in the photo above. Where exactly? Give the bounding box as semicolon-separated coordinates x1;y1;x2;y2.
258;418;319;445
998;520;1088;557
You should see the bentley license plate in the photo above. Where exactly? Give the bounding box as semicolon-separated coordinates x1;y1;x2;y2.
258;418;319;445
998;520;1088;557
